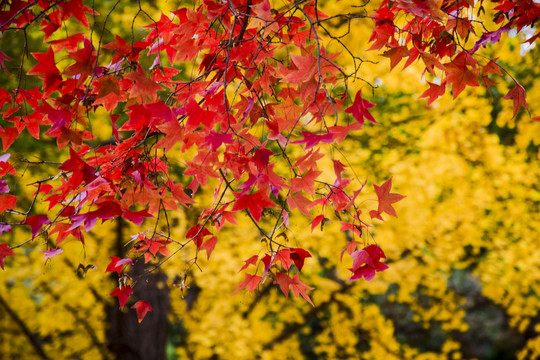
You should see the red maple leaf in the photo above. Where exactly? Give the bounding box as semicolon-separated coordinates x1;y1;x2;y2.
289;170;321;196
290;274;314;306
444;63;479;99
368;23;395;51
373;178;404;218
344;90;377;128
184;98;219;132
294;149;324;173
420;81;446;105
0;243;15;270
155;120;184;153
238;255;258;272
0;195;17;213
124;64;162;102
275;272;292;297
232;189;276;222
0;126;19;152
201;236;218;260
272;249;293;270
233;273;263;293
310;214;325;232
283;54;318;85
103;34;133;59
504;81;529;118
132;300;153;323
27;47;60;75
106;256;134;276
287;192;314;217
349;245;389;281
185;225;212;249
48;33;86;52
22;214;51;238
123;208;154;226
290;248;312;271
57;0;96;28
64;38;95;81
110;285;133;309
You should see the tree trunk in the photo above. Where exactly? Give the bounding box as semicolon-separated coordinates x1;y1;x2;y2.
106;218;170;360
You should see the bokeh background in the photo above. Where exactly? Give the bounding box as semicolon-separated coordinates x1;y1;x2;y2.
1;0;539;359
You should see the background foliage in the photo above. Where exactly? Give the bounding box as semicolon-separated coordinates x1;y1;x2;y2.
1;0;539;359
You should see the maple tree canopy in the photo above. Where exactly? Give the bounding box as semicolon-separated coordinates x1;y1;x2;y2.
0;0;538;318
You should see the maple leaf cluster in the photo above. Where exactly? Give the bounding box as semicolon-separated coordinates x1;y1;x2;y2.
0;0;533;311
370;0;539;119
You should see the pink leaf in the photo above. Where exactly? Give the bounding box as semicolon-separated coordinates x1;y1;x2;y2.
41;248;63;260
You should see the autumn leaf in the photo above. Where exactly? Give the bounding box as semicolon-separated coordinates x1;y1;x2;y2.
290;274;315;306
185;225;212;249
310;214;325;232
381;45;410;70
420;81;446;105
444;63;479;99
57;0;96;28
110;285;133;309
132;301;153;323
201;236;218;260
168;181;195;207
270;248;292;270
27;47;60;75
232;189;277;222
233;273;263;293
504;81;529;118
292;131;334;150
0;194;17;213
373;178;404;218
123;209;154;226
0;243;15;270
294;149;324;173
106;256;134;276
340;241;363;262
41;248;63;260
472;24;510;53
418;49;446;76
155;120;184;153
287;192;314;217
64;38;95;81
283;54;317;85
289;170;321;196
125;64;162;102
344;90;377;128
349;245;389;281
0;127;19;152
238;255;258;272
275;272;291;297
290;248;312;271
22;214;50;238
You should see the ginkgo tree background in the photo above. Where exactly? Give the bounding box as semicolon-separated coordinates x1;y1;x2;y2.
1;0;539;359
